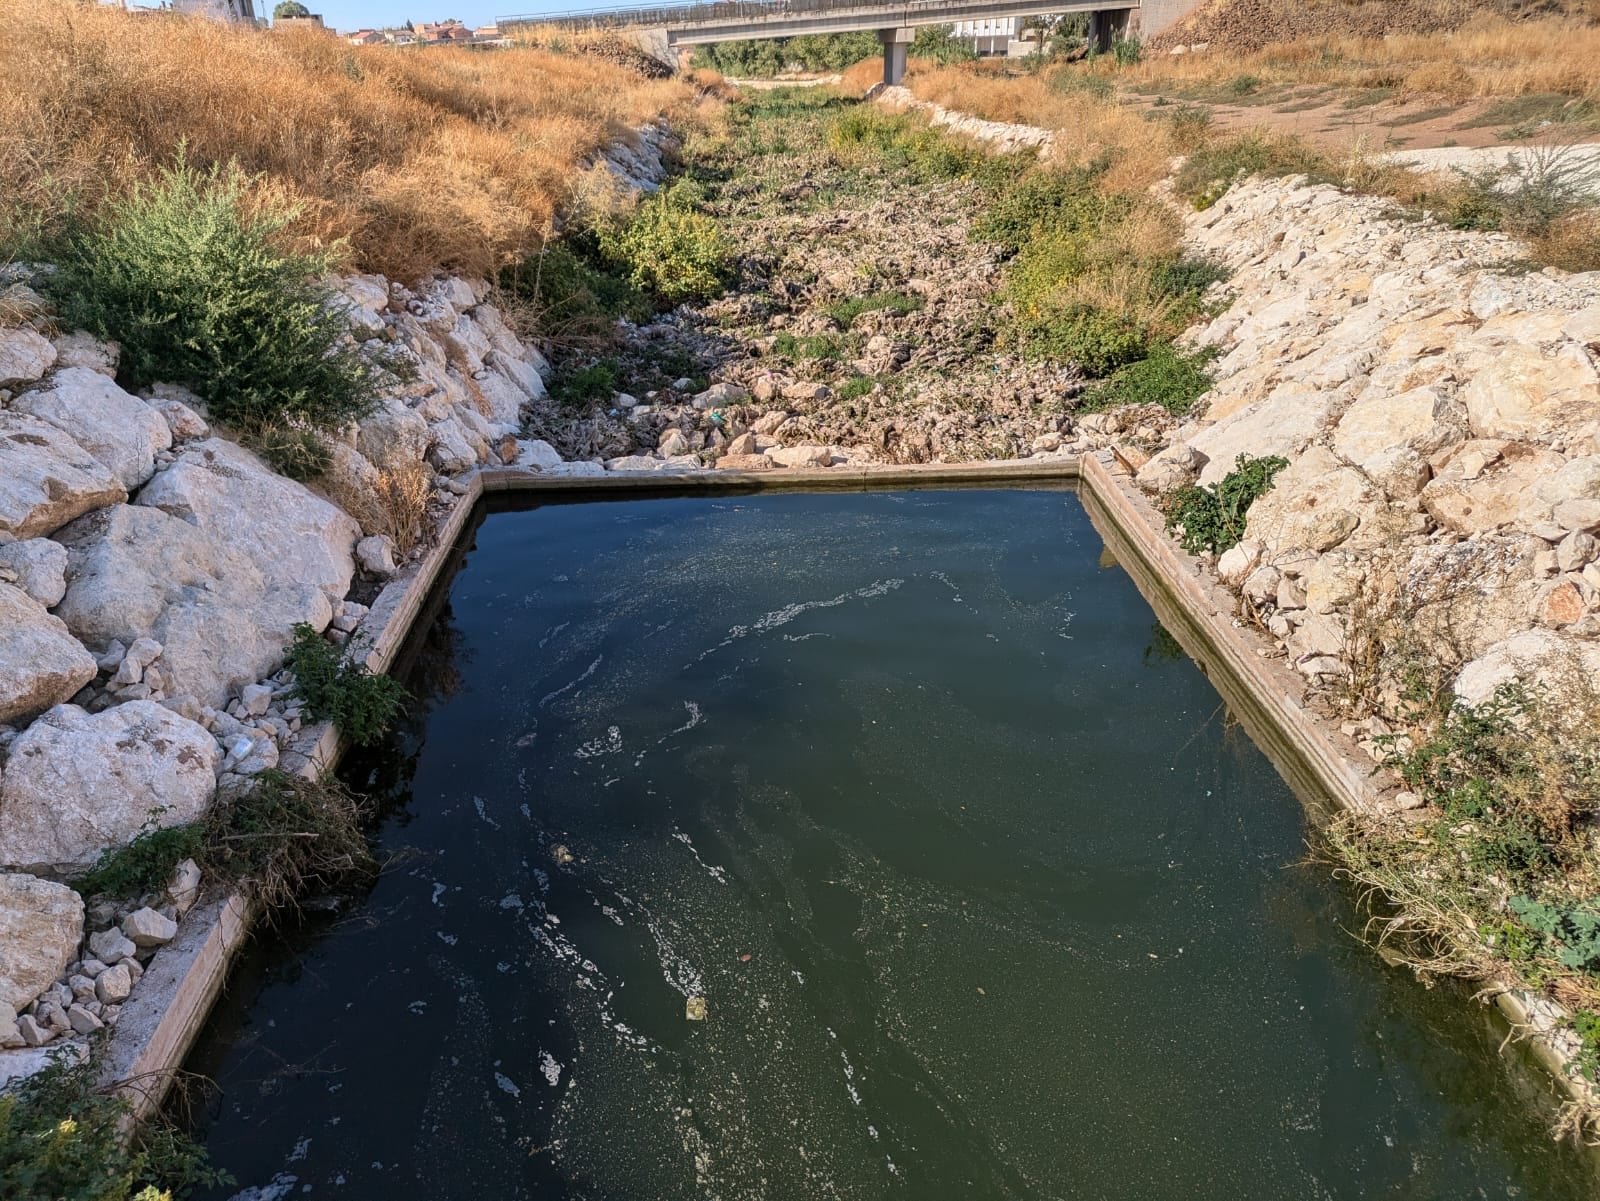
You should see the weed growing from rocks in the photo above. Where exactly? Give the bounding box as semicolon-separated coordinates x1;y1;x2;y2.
286;624;408;747
823;290;923;327
73;818;204;902
47;153;383;467
0;1048;229;1200
1163;453;1287;555
1079;342;1215;415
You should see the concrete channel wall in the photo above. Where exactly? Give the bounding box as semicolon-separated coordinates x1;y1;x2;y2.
105;453;1585;1121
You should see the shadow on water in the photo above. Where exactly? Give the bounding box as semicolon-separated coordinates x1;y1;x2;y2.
177;485;1600;1201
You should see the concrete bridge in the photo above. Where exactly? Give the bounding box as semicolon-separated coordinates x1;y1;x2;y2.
501;0;1179;85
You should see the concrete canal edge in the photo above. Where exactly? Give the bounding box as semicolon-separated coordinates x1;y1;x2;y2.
103;453;1583;1122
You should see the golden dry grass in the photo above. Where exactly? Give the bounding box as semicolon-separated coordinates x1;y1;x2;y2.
907;65;1177;192
1129;13;1600;102
0;0;694;280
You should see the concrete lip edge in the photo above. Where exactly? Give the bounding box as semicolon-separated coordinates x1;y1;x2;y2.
104;452;1586;1122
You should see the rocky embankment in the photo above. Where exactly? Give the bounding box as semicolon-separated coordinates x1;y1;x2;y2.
0;126;670;1087
1137;175;1600;762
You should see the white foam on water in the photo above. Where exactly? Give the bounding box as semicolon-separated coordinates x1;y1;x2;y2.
539;1051;563;1087
694;579;904;663
539;621;569;649
495;1071;521;1097
430;883;446;907
539;656;602;709
472;796;501;829
575;726;623;759
671;830;728;885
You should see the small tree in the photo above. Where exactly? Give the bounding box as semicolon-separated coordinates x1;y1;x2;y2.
273;0;311;19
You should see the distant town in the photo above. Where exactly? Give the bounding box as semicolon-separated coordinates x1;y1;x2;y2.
101;2;512;46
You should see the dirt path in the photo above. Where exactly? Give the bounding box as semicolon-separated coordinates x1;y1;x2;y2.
1123;81;1600;153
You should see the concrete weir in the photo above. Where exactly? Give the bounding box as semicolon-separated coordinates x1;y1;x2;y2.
104;453;1591;1123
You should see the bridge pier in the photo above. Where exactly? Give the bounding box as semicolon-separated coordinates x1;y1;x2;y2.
879;27;912;87
1088;8;1133;53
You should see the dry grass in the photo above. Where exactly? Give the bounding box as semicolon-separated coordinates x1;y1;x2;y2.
0;0;694;281
369;462;434;555
1129;13;1600;103
907;65;1177;192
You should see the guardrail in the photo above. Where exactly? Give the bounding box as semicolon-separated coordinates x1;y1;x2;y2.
501;0;1130;32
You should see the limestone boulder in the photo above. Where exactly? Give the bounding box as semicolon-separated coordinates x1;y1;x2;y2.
355;397;433;470
1420;442;1564;536
148;396;209;443
470;368;531;434
513;439;562;471
1331;386;1467;465
50;332;118;377
54;502;332;710
0;539;67;608
0;412;127;540
1243;446;1386;553
139;439;358;609
10;368;171;490
0;701;220;874
1455;628;1600;708
0;327;56;388
0;874;83;1012
0;585;95;725
1459;341;1600;441
1190;389;1339;486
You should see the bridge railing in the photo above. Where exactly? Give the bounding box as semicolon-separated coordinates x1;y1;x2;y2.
500;0;1030;33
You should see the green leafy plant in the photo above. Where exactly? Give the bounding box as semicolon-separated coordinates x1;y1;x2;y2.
1080;342;1214;415
549;360;620;408
1163;453;1287;555
0;1050;228;1201
596;179;733;306
74;815;203;900
772;331;844;361
1510;896;1600;973
823;290;923;327
911;24;979;66
972;161;1118;254
1574;1010;1600;1082
834;375;876;401
1017;303;1150;375
286;623;408;747
47;151;383;461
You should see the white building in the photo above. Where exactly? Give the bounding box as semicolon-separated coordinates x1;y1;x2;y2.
952;16;1018;56
173;0;258;21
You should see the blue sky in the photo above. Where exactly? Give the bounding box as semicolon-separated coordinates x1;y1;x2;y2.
299;0;549;30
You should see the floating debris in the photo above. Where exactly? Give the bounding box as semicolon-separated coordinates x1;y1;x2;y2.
685;995;708;1022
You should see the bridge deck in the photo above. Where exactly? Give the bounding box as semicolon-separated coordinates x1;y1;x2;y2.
502;0;1137;44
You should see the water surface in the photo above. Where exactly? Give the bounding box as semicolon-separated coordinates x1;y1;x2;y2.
184;488;1596;1200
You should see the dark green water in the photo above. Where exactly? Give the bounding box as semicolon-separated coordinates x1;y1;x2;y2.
183;488;1597;1200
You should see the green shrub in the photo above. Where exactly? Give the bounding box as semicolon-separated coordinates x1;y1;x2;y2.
596;179;733;306
1111;36;1142;66
0;1051;227;1201
1080;342;1214;415
691;31;879;75
1509;896;1600;972
47;152;382;452
911;24;979;65
835;375;876;400
501;238;649;344
1150;255;1230;302
827;107;985;182
286;623;408;747
1575;1011;1600;1082
1015;302;1149;375
74;818;204;900
972;162;1117;254
550;360;619;408
824;290;922;327
1163;453;1287;554
1173;132;1326;209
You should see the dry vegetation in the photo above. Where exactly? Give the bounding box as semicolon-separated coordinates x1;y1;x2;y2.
1133;10;1600;102
0;0;695;280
